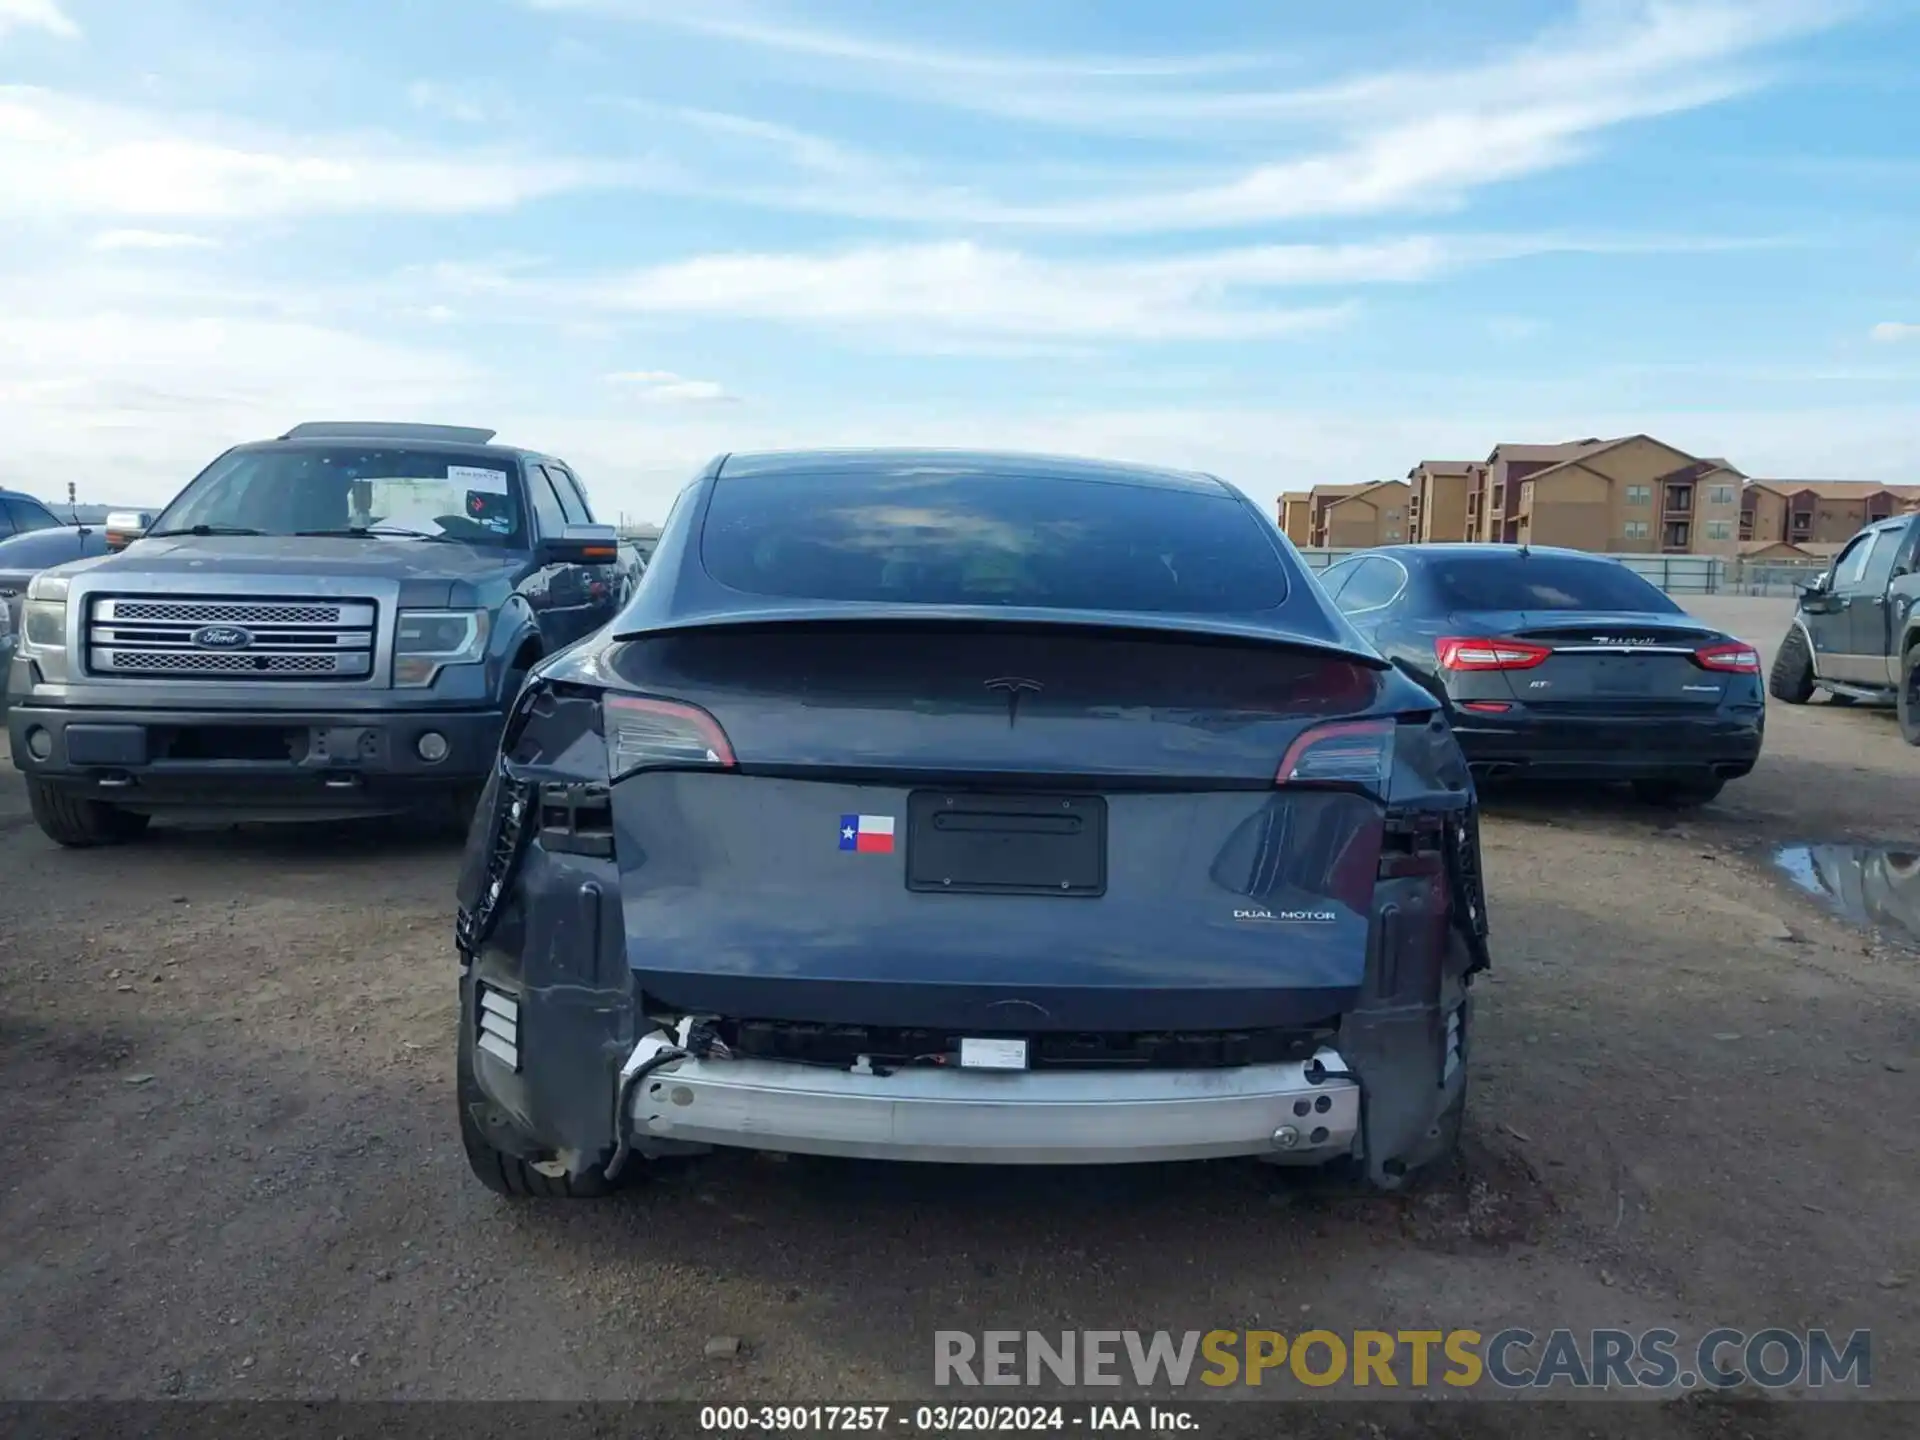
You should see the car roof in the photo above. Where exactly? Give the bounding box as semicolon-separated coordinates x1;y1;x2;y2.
713;448;1232;496
0;487;55;502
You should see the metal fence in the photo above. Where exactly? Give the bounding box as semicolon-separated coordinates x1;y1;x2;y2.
1295;548;1825;598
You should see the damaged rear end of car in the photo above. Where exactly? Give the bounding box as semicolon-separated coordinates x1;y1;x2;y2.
452;451;1491;1196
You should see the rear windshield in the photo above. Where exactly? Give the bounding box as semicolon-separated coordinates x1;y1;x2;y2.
1425;554;1680;613
699;468;1288;613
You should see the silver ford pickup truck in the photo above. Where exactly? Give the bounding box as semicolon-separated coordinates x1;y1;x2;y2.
6;421;625;846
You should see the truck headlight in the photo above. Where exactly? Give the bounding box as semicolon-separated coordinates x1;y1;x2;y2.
394;608;489;687
22;599;66;653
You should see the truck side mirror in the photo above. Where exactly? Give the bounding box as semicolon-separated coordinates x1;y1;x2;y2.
103;511;151;551
536;522;619;566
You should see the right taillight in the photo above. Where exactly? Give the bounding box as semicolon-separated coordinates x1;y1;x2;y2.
1276;718;1395;791
604;694;736;780
1435;636;1552;671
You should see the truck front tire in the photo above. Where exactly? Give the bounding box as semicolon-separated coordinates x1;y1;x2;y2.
1899;646;1920;747
1768;627;1816;703
25;778;151;848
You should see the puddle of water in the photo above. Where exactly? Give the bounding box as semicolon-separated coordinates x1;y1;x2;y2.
1773;843;1920;950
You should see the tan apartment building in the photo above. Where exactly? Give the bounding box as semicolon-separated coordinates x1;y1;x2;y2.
1405;460;1481;543
1502;437;1746;556
1313;480;1411;548
1404;435;1744;556
1277;491;1314;545
1740;481;1920;547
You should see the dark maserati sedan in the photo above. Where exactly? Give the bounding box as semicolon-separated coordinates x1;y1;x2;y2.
453;450;1491;1198
1317;544;1764;806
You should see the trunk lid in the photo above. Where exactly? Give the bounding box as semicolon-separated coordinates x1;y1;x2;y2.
1449;609;1732;709
606;621;1394;1031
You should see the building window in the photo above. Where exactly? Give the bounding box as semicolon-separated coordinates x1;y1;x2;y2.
1705;520;1732;540
1709;484;1736;505
1624;520;1650;539
1666;485;1694;511
1626;485;1651;504
1665;522;1691;548
1791;511;1812;531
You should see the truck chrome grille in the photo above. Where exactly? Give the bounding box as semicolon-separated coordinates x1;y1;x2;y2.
87;595;377;681
109;599;344;626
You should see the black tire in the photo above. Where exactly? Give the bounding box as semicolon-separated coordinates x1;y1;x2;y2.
1768;626;1816;703
25;778;151;848
1630;777;1725;808
1899;645;1920;747
457;983;616;1199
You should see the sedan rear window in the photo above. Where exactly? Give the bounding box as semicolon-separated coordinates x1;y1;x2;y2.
699;467;1288;613
1425;554;1680;613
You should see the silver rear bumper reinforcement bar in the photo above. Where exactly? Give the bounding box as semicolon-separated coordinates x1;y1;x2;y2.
619;1033;1361;1166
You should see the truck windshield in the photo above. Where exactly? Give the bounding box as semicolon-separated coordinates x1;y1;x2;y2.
152;446;525;546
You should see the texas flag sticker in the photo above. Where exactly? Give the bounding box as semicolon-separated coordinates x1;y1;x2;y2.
839;814;895;854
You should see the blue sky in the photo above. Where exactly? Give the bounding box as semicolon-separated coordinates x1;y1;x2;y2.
0;0;1915;522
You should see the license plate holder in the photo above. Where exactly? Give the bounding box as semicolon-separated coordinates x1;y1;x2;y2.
905;791;1106;896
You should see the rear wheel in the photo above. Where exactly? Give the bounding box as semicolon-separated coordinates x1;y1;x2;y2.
1630;777;1725;808
457;983;617;1199
25;778;151;848
1768;626;1816;703
1898;646;1920;747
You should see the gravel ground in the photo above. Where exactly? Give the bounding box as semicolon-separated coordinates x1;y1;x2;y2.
1;594;1915;1437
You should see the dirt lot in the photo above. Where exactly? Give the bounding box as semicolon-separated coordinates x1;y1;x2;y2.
2;595;1915;1435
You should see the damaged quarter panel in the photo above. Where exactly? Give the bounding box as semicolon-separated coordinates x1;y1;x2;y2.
457;681;635;1162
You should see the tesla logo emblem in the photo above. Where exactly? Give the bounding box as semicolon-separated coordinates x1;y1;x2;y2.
984;676;1043;726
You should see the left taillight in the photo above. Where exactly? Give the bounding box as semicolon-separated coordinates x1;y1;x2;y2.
604;694;737;781
1277;718;1395;792
1435;636;1552;671
1693;641;1760;674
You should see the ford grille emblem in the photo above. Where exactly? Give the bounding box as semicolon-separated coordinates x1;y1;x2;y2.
192;625;254;650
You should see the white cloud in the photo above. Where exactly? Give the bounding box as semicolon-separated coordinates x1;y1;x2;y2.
1486;316;1545;342
604;370;739;403
406;80;491;124
1870;321;1919;343
0;87;644;219
0;0;78;42
87;229;219;252
574;242;1354;341
463;233;1760;345
532;0;1266;81
567;1;1847;232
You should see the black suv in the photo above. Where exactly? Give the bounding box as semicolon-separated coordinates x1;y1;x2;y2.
6;422;621;845
1769;512;1920;743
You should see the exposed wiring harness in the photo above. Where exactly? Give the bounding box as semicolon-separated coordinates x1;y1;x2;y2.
603;1016;732;1183
603;1043;686;1183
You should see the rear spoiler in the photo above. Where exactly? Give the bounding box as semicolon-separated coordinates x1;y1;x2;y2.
612;601;1392;671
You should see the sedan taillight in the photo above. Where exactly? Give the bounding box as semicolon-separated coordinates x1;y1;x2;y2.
1276;718;1395;791
1693;641;1761;673
1434;636;1553;671
604;695;737;780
